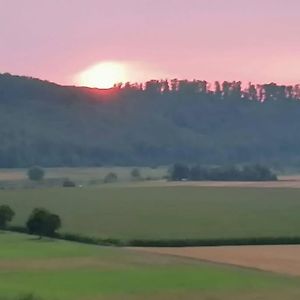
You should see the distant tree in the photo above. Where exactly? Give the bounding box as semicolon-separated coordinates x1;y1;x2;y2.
145;80;161;94
27;166;45;181
0;205;15;228
104;172;118;183
214;81;222;97
161;80;170;94
247;83;258;101
170;163;190;181
222;81;231;98
26;208;61;238
199;80;208;94
231;81;242;98
131;168;142;180
170;78;179;92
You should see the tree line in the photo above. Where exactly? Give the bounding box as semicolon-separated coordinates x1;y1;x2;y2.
1;73;300;168
114;79;300;102
170;163;277;181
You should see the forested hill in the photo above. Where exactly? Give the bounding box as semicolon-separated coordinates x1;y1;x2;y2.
1;72;300;168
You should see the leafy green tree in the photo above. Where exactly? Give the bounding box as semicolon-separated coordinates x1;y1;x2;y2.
0;205;15;228
26;208;61;238
27;166;45;181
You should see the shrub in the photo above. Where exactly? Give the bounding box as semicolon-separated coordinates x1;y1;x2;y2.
27;166;45;181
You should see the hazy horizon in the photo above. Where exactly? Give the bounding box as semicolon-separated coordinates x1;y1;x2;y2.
1;0;300;87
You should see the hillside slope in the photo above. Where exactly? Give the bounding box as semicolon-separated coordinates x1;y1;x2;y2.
0;73;300;167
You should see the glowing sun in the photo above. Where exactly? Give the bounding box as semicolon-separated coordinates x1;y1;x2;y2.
76;61;127;89
75;60;171;89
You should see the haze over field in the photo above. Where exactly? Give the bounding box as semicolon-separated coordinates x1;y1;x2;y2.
1;0;300;87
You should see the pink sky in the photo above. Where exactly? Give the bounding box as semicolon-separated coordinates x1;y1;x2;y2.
1;0;299;85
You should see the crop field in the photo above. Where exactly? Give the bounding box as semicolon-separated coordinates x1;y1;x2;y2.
1;185;300;240
2;176;300;299
1;232;300;300
134;245;300;276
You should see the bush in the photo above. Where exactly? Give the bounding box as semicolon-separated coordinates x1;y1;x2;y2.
0;205;15;228
26;208;61;238
103;172;118;183
27;166;45;181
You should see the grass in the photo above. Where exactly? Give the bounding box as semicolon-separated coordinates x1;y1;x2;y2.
1;232;300;300
1;186;300;240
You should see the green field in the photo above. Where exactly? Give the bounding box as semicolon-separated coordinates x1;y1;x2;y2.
1;186;300;240
1;232;300;300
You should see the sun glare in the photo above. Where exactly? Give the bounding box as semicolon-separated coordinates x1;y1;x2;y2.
76;62;127;89
75;60;171;89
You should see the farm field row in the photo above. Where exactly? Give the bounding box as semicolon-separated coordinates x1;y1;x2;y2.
1;232;300;300
1;186;300;240
133;245;300;276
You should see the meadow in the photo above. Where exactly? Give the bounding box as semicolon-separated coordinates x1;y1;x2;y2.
1;232;300;300
1;185;300;241
2;170;300;299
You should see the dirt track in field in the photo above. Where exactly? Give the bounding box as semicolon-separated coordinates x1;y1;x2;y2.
133;245;300;276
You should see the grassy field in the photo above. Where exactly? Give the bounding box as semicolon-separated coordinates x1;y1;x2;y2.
1;232;300;300
1;185;300;240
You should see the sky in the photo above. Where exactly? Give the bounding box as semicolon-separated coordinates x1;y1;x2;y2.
1;0;299;87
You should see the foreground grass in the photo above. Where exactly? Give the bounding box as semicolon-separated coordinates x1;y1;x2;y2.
1;232;300;300
2;186;300;240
